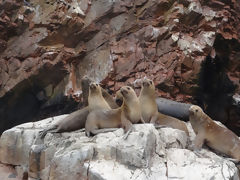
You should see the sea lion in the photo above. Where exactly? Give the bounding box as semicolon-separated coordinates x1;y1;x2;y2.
101;88;119;109
39;82;113;139
39;107;89;138
189;105;240;161
82;76;118;109
116;84;192;120
139;78;189;135
88;82;111;111
81;75;92;107
85;86;144;137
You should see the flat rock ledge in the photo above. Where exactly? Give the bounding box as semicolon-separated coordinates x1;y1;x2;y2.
0;115;239;180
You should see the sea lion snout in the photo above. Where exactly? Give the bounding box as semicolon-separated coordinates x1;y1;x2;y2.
189;109;194;115
189;106;194;113
120;86;133;97
90;83;98;89
143;81;150;87
142;78;154;88
189;105;201;116
82;75;92;81
120;88;128;95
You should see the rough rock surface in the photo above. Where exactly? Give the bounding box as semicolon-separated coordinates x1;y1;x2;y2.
0;164;22;180
0;115;239;180
0;1;239;135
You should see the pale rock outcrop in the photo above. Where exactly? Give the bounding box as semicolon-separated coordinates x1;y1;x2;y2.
0;115;239;180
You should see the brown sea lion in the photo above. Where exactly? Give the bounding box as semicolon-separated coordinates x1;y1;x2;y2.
39;107;89;139
82;76;118;109
189;105;240;161
101;88;119;109
39;82;114;139
85;86;144;138
139;78;189;135
88;82;111;111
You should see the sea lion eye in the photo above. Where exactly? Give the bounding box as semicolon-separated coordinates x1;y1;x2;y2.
127;87;130;90
150;81;153;84
196;109;198;112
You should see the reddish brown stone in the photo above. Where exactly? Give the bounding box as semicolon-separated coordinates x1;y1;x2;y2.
8;57;21;72
0;0;240;136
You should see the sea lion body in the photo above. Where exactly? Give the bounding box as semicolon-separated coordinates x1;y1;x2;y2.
39;81;113;138
101;88;119;109
156;113;189;135
189;105;240;160
85;109;122;134
139;79;158;123
39;106;89;138
139;78;189;135
54;107;89;132
85;86;142;136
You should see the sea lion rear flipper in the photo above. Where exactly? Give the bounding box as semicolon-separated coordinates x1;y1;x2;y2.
39;126;57;139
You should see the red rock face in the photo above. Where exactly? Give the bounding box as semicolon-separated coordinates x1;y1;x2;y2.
0;0;239;134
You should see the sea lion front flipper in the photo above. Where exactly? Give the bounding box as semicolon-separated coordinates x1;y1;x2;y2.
121;112;133;139
150;113;158;124
193;131;205;150
140;117;145;124
123;126;133;140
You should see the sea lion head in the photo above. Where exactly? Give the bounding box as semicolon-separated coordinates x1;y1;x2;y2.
142;78;154;90
89;83;101;94
189;105;204;118
82;75;92;82
120;86;137;101
81;75;93;86
115;89;123;106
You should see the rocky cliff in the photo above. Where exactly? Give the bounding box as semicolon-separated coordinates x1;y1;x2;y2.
0;0;240;134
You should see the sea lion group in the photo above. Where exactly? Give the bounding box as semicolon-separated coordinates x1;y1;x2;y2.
39;77;240;162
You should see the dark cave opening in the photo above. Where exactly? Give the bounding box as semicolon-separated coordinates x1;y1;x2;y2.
194;55;236;122
0;62;80;135
194;35;240;135
0;87;80;135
